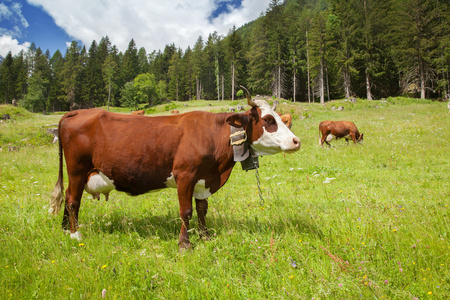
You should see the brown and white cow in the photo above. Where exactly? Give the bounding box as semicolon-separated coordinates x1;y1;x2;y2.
131;110;145;115
319;120;363;147
50;87;300;249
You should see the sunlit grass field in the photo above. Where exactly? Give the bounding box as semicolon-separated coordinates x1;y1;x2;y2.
0;98;449;299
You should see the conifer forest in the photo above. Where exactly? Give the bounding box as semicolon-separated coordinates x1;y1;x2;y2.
0;0;449;112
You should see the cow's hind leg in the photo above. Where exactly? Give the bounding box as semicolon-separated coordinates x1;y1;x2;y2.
62;175;86;240
195;198;210;240
320;135;326;147
176;180;195;250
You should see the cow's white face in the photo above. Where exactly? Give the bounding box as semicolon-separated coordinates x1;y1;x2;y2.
250;100;300;156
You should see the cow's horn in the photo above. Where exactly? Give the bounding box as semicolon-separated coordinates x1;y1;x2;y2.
240;85;256;107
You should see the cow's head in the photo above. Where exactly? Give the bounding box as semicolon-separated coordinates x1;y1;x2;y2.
226;86;300;156
357;133;364;143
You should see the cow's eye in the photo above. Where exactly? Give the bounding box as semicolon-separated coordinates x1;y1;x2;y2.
262;115;278;133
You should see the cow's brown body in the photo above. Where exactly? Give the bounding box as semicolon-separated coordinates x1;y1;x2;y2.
50;89;300;249
319;120;363;146
131;110;145;115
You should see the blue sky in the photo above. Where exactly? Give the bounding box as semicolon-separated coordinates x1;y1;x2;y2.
0;0;270;57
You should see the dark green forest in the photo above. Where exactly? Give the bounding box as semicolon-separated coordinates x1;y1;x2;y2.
0;0;449;112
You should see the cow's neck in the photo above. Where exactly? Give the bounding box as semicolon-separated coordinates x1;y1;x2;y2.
230;125;259;171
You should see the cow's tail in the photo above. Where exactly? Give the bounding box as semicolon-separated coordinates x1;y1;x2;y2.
49;120;65;215
318;125;322;146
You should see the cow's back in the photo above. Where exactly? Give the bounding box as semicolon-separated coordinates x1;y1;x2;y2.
320;120;357;135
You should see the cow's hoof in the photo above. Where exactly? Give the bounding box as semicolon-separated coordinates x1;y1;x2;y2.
70;231;82;241
179;241;192;252
199;231;211;241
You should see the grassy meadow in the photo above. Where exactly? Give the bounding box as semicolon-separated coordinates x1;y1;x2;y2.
0;98;449;299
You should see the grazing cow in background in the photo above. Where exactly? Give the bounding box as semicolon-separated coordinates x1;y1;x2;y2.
131;110;145;115
271;104;293;130
171;110;180;114
319;120;363;147
50;86;300;249
280;113;293;129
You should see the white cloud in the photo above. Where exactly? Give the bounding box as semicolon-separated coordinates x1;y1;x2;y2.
0;3;13;21
0;35;31;57
0;2;28;39
0;2;31;56
27;0;270;52
10;2;29;28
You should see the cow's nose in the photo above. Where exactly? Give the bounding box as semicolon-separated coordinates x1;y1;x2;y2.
293;137;301;150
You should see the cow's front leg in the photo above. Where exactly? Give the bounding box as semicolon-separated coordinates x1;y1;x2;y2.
195;198;210;240
177;181;194;250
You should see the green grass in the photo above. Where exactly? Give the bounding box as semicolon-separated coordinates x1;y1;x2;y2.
0;99;449;299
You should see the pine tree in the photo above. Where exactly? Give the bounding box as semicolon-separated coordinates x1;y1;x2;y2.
265;0;288;98
192;36;205;100
13;50;28;101
431;0;450;99
390;0;438;99
0;52;14;104
23;70;48;112
28;47;52;111
103;54;118;110
49;50;67;111
138;47;150;74
203;32;223;100
61;41;83;109
247;18;271;95
329;0;359;99
181;47;195;100
285;1;307;102
226;26;242;101
309;8;329;104
83;40;107;107
121;39;140;85
107;45;122;106
168;49;182;101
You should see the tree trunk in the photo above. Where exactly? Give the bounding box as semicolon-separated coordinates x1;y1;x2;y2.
326;65;330;102
107;76;111;111
278;64;281;98
293;55;296;102
196;77;200;100
320;55;324;104
446;69;450;100
306;29;311;103
222;73;224;101
176;80;179;101
420;59;426;99
366;69;373;100
344;67;351;100
231;62;235;101
216;59;220;101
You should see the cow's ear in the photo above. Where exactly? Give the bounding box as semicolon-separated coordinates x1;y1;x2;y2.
226;113;250;128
